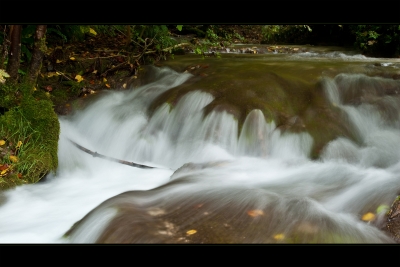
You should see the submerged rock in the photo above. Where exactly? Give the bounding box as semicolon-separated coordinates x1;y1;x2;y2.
383;196;400;242
64;163;394;244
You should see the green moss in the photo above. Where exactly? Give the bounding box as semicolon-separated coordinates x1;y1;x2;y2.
0;91;60;190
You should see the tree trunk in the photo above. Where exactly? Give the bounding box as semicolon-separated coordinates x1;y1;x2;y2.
125;25;131;46
6;25;21;82
27;25;47;87
0;25;11;70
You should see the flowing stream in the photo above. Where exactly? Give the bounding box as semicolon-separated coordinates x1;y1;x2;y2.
1;46;400;243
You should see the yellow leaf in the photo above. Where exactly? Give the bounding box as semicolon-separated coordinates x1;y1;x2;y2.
247;209;264;217
89;28;97;36
56;59;62;64
105;83;110;88
273;233;285;241
16;141;23;149
92;70;97;74
186;230;197;235
0;140;5;146
362;212;376;221
122;83;127;89
0;168;9;176
75;75;84;83
9;155;18;162
70;57;76;61
34;87;37;91
103;77;107;82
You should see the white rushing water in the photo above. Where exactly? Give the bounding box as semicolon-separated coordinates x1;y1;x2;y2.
0;63;399;243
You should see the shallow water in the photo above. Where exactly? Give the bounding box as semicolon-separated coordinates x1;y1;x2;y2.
1;47;400;243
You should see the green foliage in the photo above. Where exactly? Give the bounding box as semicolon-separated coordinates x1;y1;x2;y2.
0;69;10;84
0;82;20;108
261;25;313;44
136;25;176;50
46;26;68;43
176;25;183;31
47;25;97;43
206;26;219;43
350;25;400;57
61;80;85;96
93;25;126;37
0;86;60;189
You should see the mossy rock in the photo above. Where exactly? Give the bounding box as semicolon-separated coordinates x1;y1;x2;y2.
0;94;59;190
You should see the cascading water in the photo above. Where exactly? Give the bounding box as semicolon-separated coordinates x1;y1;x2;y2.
0;51;399;243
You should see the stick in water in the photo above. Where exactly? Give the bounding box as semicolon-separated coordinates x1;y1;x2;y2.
68;139;155;169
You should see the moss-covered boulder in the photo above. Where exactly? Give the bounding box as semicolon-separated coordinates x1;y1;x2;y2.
0;94;59;190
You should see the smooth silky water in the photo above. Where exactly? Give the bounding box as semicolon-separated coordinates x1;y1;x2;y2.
1;47;400;243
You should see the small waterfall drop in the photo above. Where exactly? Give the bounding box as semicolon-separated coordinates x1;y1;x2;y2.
0;56;399;243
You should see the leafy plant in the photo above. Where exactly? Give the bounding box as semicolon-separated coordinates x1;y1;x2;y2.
0;69;10;84
350;25;400;57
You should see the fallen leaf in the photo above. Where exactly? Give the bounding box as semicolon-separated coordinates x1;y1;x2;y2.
18;173;22;178
9;155;18;162
16;141;23;149
89;28;97;36
47;72;57;78
0;168;9;176
0;164;8;171
376;205;389;214
122;83;127;89
0;140;5;146
105;83;110;88
186;230;197;235
56;59;62;64
273;233;285;240
247;209;264;217
70;57;76;61
75;75;84;83
90;80;95;85
92;70;97;74
362;212;376;221
44;85;53;92
103;77;107;82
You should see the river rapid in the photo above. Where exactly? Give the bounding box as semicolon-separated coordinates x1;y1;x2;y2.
1;46;400;243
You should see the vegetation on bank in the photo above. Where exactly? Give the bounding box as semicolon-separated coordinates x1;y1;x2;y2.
0;24;399;190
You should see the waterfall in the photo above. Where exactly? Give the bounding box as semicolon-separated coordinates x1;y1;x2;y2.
0;60;399;243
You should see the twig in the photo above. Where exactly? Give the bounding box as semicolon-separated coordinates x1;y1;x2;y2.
55;70;73;81
68;138;156;169
94;49;120;52
138;43;191;56
86;55;127;60
100;62;128;77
